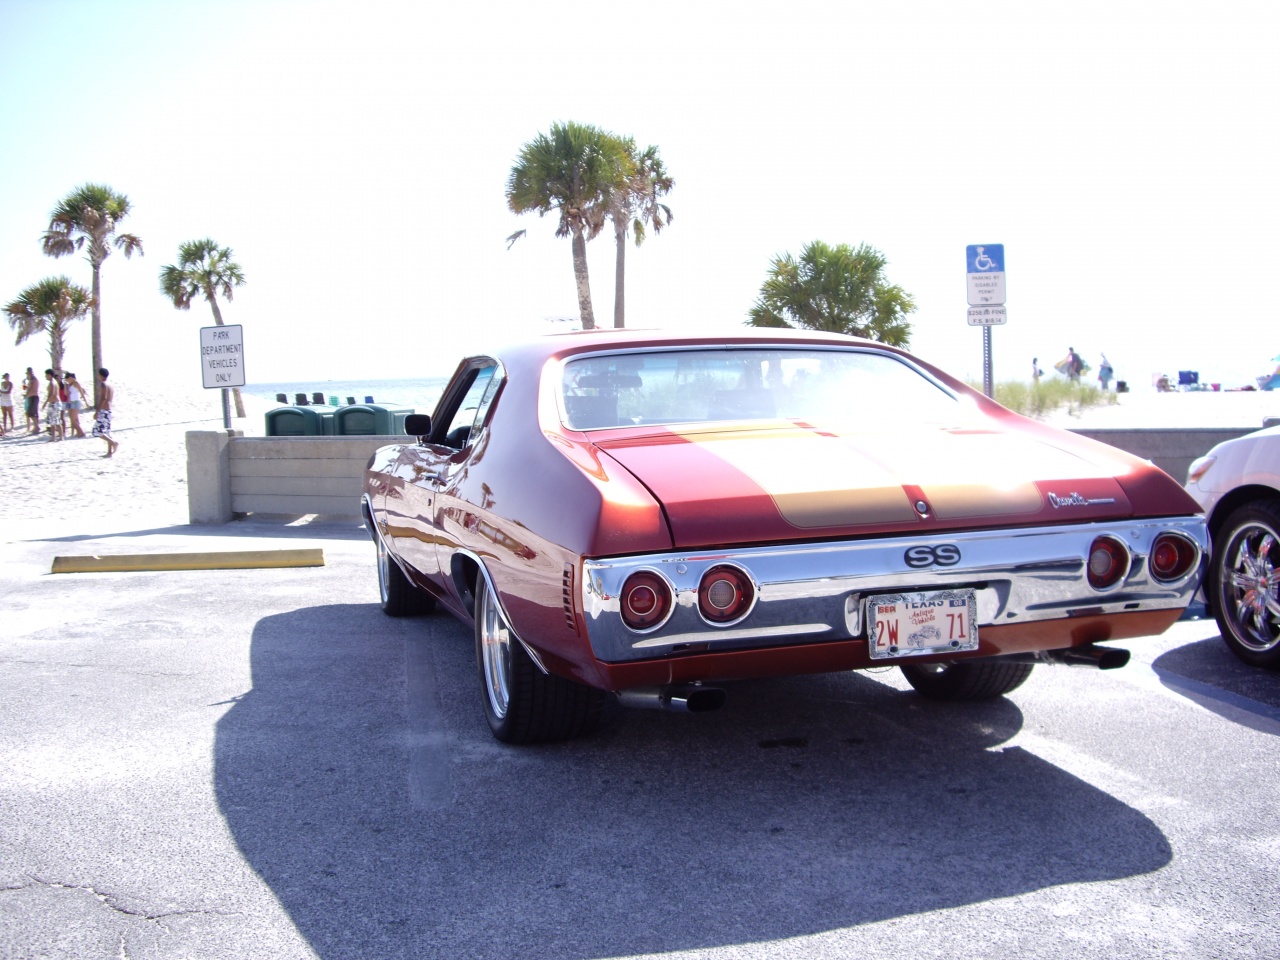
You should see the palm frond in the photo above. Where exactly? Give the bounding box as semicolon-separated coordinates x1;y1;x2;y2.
159;238;245;314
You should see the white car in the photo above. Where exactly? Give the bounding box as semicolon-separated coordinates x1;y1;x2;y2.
1186;426;1280;667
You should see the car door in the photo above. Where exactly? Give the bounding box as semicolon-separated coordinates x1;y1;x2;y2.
393;360;502;612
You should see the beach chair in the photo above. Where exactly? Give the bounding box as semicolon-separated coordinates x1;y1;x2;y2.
294;393;309;405
311;392;325;405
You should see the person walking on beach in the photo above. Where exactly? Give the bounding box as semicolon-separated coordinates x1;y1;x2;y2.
1063;347;1083;383
63;372;87;438
92;367;118;457
43;369;64;441
1032;357;1043;386
1098;353;1114;391
23;367;40;434
0;373;13;435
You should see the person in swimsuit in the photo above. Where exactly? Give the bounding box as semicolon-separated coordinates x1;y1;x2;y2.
0;372;13;435
92;367;118;457
63;372;87;438
43;369;64;441
23;367;40;434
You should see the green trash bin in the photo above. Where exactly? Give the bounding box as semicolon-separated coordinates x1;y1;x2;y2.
333;404;414;435
265;406;335;436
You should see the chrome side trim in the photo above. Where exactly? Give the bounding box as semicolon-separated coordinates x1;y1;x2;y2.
580;517;1207;663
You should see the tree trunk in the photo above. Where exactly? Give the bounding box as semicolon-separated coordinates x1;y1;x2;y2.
613;220;626;328
90;261;102;409
51;327;64;374
209;298;246;418
571;227;595;329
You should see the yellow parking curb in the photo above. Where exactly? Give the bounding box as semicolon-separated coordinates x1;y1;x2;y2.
51;548;326;574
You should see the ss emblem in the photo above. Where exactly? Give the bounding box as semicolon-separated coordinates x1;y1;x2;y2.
904;544;961;568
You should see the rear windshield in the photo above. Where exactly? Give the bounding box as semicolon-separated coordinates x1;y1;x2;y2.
560;347;962;430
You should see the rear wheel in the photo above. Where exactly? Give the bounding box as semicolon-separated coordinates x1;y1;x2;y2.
475;576;605;744
900;659;1034;700
375;524;434;617
1210;501;1280;668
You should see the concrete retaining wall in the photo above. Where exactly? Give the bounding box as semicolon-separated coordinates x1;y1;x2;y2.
186;432;403;523
1069;428;1252;484
185;426;1262;525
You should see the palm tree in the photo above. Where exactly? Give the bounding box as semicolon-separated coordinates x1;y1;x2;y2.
505;122;629;329
747;241;916;346
3;276;95;374
160;239;248;417
607;141;673;328
41;184;143;407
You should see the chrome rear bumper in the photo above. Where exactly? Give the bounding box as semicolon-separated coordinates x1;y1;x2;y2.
581;517;1207;663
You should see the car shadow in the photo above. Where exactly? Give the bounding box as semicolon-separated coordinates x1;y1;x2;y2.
1152;637;1280;735
216;604;1173;960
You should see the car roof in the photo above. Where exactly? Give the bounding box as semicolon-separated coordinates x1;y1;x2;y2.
489;327;898;368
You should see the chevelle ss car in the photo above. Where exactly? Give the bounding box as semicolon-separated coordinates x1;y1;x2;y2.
363;329;1208;743
1186;426;1280;667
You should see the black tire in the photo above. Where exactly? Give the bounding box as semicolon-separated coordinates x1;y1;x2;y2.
1209;500;1280;669
375;524;434;617
474;576;605;744
900;659;1034;700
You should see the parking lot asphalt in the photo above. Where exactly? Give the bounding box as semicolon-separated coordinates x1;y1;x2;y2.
2;516;1278;960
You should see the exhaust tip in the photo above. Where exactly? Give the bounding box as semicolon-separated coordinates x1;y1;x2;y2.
1095;647;1131;670
674;686;727;713
616;684;727;713
1047;644;1131;669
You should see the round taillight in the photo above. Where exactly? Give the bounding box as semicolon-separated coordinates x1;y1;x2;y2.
698;565;755;624
1150;533;1197;582
1087;536;1129;589
620;571;672;631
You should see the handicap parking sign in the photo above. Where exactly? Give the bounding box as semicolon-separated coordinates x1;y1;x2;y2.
966;244;1004;273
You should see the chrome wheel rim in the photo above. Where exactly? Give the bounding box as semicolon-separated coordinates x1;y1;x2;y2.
479;585;512;719
376;530;391;605
1221;521;1280;653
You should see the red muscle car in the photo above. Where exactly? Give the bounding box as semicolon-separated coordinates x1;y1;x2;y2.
363;329;1207;743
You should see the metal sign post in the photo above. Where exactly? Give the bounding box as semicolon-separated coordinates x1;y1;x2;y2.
966;245;1007;398
200;324;246;429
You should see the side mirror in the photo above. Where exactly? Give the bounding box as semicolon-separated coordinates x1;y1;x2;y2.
404;414;431;438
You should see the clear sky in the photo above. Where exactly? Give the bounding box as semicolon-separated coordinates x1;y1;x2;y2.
1;0;1275;392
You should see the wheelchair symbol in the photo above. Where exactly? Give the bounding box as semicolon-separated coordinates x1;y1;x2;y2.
973;246;999;271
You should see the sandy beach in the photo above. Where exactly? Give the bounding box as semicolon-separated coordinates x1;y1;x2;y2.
0;381;276;534
3;382;1278;539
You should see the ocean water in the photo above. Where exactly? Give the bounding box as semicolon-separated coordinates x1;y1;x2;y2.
244;377;450;413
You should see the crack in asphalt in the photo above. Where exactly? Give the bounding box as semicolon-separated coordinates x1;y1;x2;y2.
5;875;239;926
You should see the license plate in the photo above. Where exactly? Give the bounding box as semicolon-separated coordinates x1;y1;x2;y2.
868;589;978;659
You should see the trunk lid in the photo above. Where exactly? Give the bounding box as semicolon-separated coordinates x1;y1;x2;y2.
593;420;1141;548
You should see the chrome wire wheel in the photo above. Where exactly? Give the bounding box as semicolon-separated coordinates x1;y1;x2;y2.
1214;503;1280;665
478;580;512;720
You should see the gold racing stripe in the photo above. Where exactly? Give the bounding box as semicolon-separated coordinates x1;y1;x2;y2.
669;426;917;528
666;423;1103;526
